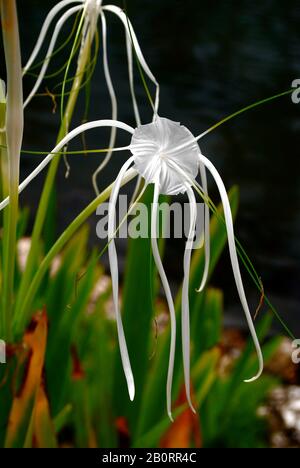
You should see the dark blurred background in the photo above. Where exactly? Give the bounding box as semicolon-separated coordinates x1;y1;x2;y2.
1;0;300;335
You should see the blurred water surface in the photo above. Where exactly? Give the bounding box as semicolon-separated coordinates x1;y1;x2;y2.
1;0;300;333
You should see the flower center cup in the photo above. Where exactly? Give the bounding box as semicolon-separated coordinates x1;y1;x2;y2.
130;117;200;195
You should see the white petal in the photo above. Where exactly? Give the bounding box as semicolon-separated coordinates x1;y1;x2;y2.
102;4;160;115
159;154;210;292
196;162;210;292
23;0;83;75
92;12;118;195
182;185;197;413
23;4;83;109
125;27;141;127
108;155;136;401
198;153;264;381
151;181;176;421
0;120;134;212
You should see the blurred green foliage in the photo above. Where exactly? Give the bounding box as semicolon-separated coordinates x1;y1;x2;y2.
0;186;281;448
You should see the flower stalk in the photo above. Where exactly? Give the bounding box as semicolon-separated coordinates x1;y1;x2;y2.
0;0;24;340
0;80;8;203
14;13;94;319
0;79;7;336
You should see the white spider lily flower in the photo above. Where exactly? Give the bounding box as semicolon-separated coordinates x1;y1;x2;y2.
0;116;262;419
112;116;263;419
22;0;159;193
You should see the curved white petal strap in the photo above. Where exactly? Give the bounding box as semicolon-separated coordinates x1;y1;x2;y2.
151;181;176;421
23;0;84;76
182;184;197;413
23;4;84;109
198;153;264;382
108;156;135;401
125;29;142;203
196;162;210;292
92;12;118;195
102;5;160;116
161;156;210;291
125;29;141;126
0;119;134;212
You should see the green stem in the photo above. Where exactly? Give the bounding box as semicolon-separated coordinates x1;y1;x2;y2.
0;85;7;336
0;86;7;202
13;169;137;336
202;89;293;137
14;19;94;322
0;1;24;341
60;9;86;121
